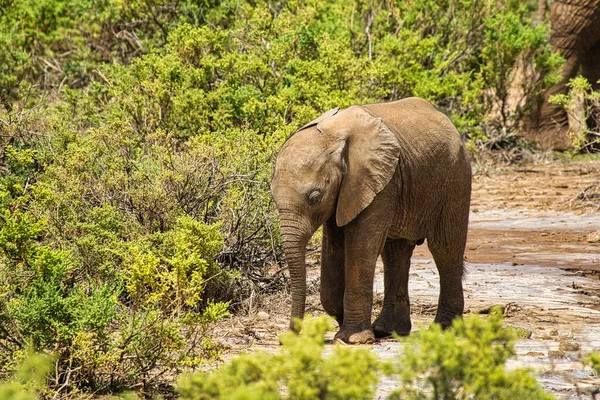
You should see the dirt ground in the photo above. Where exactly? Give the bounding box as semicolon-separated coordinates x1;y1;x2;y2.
214;159;600;399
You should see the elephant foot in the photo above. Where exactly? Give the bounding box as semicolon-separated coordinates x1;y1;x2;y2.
432;319;456;330
334;327;375;344
433;310;462;330
372;310;411;338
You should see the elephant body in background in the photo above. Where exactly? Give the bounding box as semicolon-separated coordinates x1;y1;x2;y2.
271;98;472;344
530;0;600;150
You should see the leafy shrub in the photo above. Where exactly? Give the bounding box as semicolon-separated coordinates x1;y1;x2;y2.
177;316;380;400
25;0;561;281
549;76;600;153
0;351;53;400
123;216;225;310
0;201;229;395
178;312;552;400
0;0;236;108
391;309;554;400
349;0;562;143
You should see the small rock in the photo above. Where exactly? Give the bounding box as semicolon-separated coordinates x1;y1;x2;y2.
256;311;270;321
587;231;600;243
512;327;532;339
559;340;580;352
550;329;559;336
548;350;566;359
525;351;544;357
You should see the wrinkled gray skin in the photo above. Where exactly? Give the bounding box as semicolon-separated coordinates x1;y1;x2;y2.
529;0;600;150
271;98;472;344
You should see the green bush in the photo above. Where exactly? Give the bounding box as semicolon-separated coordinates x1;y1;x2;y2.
392;309;554;400
549;76;600;153
0;0;236;108
178;312;552;400
25;0;560;278
0;180;229;395
0;351;53;400
368;0;562;144
177;316;380;400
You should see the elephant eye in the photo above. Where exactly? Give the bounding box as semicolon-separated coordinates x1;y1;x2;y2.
308;190;323;206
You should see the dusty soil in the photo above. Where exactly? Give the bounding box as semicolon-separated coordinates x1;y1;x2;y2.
214;160;600;399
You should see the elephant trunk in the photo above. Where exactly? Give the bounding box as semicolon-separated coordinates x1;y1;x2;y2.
279;214;311;331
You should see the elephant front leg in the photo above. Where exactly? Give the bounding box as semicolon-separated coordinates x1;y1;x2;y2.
373;238;415;338
333;221;387;344
320;217;345;325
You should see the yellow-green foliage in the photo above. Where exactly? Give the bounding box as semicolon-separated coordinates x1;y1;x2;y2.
124;216;225;309
177;316;380;400
178;313;553;400
584;351;600;377
0;206;229;395
0;351;53;400
549;76;600;153
392;309;554;400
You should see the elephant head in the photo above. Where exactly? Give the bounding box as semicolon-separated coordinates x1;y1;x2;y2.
271;106;401;329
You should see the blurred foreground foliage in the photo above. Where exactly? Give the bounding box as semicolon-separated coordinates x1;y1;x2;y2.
391;309;554;400
178;316;380;399
178;312;553;400
0;0;563;395
0;351;53;400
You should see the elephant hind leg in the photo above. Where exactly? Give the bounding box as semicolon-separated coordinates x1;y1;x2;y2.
428;209;468;329
320;217;345;325
372;238;415;338
429;242;465;329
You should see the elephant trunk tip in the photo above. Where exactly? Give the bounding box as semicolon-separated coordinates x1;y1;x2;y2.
289;317;303;333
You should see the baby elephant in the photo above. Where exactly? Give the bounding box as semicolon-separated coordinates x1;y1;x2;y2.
271;98;471;344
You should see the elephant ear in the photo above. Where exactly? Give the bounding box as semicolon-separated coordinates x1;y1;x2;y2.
317;106;401;227
296;107;340;132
